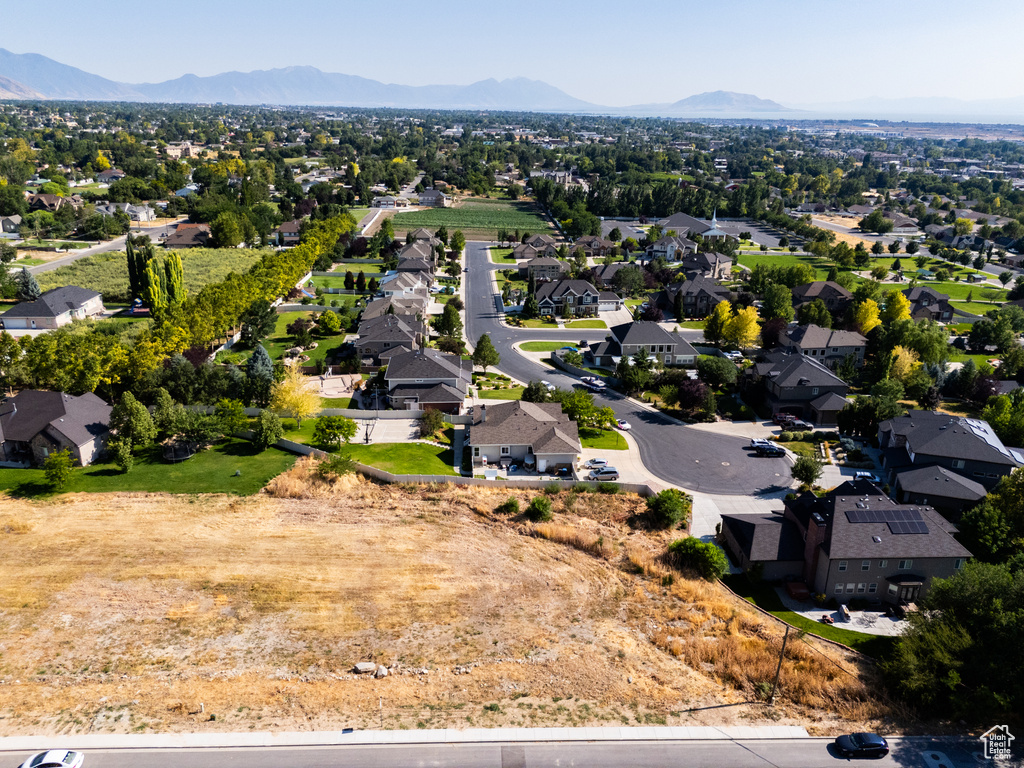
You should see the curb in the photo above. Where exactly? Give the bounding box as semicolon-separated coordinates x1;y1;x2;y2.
0;725;810;752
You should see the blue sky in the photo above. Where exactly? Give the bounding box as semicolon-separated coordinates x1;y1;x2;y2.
3;0;1023;106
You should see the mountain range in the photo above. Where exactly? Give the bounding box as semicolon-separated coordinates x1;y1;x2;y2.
0;48;792;115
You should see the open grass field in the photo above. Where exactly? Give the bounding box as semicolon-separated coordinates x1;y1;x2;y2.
0;439;295;498
917;281;1006;302
392;199;551;240
0;473;889;735
37;247;268;302
735;250;836;280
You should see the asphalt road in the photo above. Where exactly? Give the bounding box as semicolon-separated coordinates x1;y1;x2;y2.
28;220;182;275
0;736;991;768
463;242;792;495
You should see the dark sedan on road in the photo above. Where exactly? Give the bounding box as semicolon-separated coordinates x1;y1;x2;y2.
833;733;889;759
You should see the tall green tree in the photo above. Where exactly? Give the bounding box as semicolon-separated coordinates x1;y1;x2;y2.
472;333;500;373
164;252;186;307
110;391;157;451
246;344;275;407
760;284;794;322
17;267;41;301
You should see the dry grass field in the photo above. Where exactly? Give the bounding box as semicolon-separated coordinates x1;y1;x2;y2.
0;463;897;736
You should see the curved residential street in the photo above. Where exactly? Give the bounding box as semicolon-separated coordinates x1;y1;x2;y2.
463;241;792;495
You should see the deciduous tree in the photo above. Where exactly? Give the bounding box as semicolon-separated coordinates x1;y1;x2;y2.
270;363;321;427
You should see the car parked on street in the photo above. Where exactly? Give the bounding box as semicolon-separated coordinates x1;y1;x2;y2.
756;444;786;457
540;380;555;391
750;438;774;449
588;467;620;481
18;751;85;768
833;733;889;759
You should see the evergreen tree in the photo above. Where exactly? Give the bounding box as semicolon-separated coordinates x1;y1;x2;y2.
246;344;275;407
356;270;367;291
17;267;41;301
164;253;186;307
344;270;355;290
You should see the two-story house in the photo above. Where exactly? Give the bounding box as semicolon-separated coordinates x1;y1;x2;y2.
791;281;854;317
273;220;302;246
518;256;567;282
417;189;451;207
523;233;557;249
0;286;105;331
742;350;850;425
646;235;696;262
655;274;732;319
721;479;972;606
680;250;732;279
535;279;601;317
878;410;1024;492
383;348;472;413
779;324;867;368
592;322;698;367
903;286;954;323
571;235;616;259
469;401;581;473
354;314;424;365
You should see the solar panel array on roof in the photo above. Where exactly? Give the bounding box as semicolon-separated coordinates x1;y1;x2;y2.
888;520;929;535
845;508;923;524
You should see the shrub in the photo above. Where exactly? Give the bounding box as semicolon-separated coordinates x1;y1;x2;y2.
596;482;619;495
572;483;593;494
254;410;284;450
495;497;520;515
667;538;729;581
646;488;691;529
525;496;553;522
544;482;562;495
43;448;75;490
779;431;793;442
316;454;356;479
420;408;446;439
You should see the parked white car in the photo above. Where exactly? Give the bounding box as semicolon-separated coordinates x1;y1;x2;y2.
584;458;608;469
19;752;85;768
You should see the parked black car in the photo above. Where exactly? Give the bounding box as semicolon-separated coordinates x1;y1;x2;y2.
833;733;889;759
756;444;785;457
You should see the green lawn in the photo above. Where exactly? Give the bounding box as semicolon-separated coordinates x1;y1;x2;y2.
264;312;347;364
520;318;560;328
951;301;1003;317
917;281;1006;302
0;440;296;498
321;397;355;408
343;443;457;476
722;576;896;658
314;263;385;277
579;428;627;450
949;353;999;368
785;440;820;459
520;341;579;352
16;257;47;266
476;386;525;400
672;320;707;330
490;247;517;264
566;319;607;329
736;250;837;281
392;198;551;240
308;275;377;290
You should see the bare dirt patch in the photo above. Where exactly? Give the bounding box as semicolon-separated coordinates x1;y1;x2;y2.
0;468;897;736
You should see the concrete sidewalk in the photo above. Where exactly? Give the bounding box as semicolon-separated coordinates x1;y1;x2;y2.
0;725;809;752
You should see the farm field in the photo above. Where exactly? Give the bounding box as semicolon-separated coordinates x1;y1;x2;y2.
392;198;551;240
37;248;268;302
0;477;887;735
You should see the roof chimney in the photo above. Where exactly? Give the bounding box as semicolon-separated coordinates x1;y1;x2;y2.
480;405;487;423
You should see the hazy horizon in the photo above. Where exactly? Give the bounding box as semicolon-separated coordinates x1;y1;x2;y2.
3;0;1023;109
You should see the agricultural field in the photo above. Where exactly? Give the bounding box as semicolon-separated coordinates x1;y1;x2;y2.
392;198;552;240
0;476;888;735
37;248;269;302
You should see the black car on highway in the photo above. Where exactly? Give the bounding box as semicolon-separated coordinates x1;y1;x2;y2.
833;733;889;759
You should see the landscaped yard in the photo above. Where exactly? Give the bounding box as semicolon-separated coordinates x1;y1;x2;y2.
918;281;1006;302
722;575;896;658
343;442;457;476
520;318;560;328
476;386;525;400
0;439;296;498
579;428;627;450
519;341;579;352
490;247;517;264
566;319;607;329
950;301;1002;317
215;312;348;366
391;198;552;240
735;250;837;281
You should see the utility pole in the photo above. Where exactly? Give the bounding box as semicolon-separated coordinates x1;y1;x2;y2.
379;696;383;730
769;625;790;706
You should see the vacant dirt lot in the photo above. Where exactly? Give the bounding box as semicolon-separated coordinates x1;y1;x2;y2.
0;465;896;736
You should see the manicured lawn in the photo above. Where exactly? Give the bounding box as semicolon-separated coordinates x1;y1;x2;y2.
951;301;1002;317
343;442;457;476
16;257;47;266
784;440;820;459
672;320;707;330
0;439;296;498
520;318;560;328
949;353;998;368
736;250;837;280
917;281;1006;302
566;319;607;329
579;428;627;450
476;386;525;400
321;397;355;408
520;341;578;352
264;311;347;364
314;263;386;278
722;576;896;658
392;198;551;240
490;247;517;264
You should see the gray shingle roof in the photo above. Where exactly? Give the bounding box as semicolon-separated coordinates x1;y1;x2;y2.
879;410;1024;467
470;401;580;455
786;324;866;349
1;285;100;319
894;466;987;501
535;279;599;301
757;351;847;388
0;390;111;447
721;513;805;562
385;348;472;386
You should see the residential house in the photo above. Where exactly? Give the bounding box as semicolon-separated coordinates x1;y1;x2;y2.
354;314;424;365
588;322;698;368
742;350;850;425
372;196;408;209
0;286;104;331
469;401;581;473
27;193;66;213
720;479;972;606
518;256;567;282
95;168;125;184
646;235;696;262
655;274;731;319
893;466;986;519
535;279;601;317
383;348;472;413
273;220;302;246
361;295;429;321
165;223;212;249
407;228;443;248
791;281;854;316
779;324;867;368
903;286;954;322
417;188;451;207
94;201;153;222
0;390;112;467
680;250;732;279
878;410;1024;491
399;240;439;265
378;270;430;299
0;214;21;233
523;233;557;248
571;235;616;259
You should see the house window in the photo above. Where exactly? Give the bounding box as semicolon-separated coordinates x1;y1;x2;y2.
500;446;510;456
861;560;870;571
888;583;899;596
838;560;848;572
868;583;877;594
899;559;913;570
846;583;855;594
879;560;887;568
831;347;839;353
812;387;819;395
834;583;843;594
565;296;574;304
952;459;965;469
473;447;480;457
954;559;965;570
857;583;866;594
